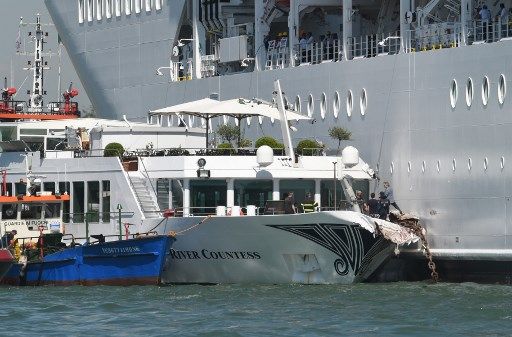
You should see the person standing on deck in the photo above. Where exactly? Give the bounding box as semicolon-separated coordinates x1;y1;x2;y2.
367;192;379;218
383;181;404;215
284;192;296;214
378;192;391;220
301;192;318;213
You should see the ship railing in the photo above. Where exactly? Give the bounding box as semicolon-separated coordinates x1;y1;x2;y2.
293;39;342;65
468;19;512;43
265;38;290;70
409;24;462;52
348;31;402;59
0;100;25;113
122;147;286;157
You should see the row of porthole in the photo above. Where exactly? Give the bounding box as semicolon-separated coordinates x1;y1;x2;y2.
388;156;505;174
294;89;368;119
450;74;507;108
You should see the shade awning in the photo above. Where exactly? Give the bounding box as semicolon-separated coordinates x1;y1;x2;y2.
149;97;311;121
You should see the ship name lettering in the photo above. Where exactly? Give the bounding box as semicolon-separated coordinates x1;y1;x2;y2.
101;246;141;254
169;249;261;260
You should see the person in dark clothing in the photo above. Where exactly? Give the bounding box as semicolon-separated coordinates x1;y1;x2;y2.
377;191;390;220
284;192;296;214
1;230;16;248
355;190;368;214
301;192;318;213
367;192;379;218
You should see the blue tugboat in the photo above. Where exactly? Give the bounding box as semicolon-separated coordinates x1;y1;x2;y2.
4;233;175;286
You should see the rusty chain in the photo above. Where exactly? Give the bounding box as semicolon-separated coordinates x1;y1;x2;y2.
394;215;439;283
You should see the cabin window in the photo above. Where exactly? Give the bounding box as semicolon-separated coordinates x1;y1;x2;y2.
73;181;85;222
145;0;151;12
360;88;367;116
44;204;61;219
21;204;42;220
333;91;340;118
43;182;55;194
102;180;111;222
155;0;162;11
320;93;327;120
59;182;70;223
346;90;353;117
450;79;458;108
134;0;141;13
234;180;272;208
2;204;17;220
307;94;314;117
280;180;315;211
482;76;490;105
498;74;507;104
191;180;227;215
15;181;26;196
88;181;100;223
78;0;85;23
0;126;17;142
320;180;345;210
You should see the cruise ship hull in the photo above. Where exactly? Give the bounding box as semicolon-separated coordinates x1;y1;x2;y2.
44;0;512;280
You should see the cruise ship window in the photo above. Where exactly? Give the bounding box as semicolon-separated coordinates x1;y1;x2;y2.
191;180;227;215
482;76;490;105
360;89;367;115
106;0;112;18
135;0;141;13
59;182;70;223
78;0;85;23
124;0;131;15
307;94;314;117
155;0;162;11
115;0;121;17
333;91;340;118
73;181;85;222
87;0;93;22
87;181;100;223
102;180;111;222
96;0;102;20
320;180;345;210
320;93;327;120
295;95;301;113
280;180;315;210
450;79;458;108
466;78;473;107
145;0;151;12
15;182;26;197
498;74;506;104
246;116;252;127
346;90;353;117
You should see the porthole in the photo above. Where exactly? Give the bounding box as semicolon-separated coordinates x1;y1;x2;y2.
295;95;302;113
436;160;441;173
498;74;506;104
501;156;505;170
390;161;394;174
484;157;488;170
468;157;472;171
246;116;252;126
482;76;490;106
466;78;473;107
307;94;314;117
320;92;327;120
258;116;263;125
346;90;353;117
270;117;275;125
450;79;458;108
421;161;426;173
452;158;456;171
333;91;341;118
360;88;367;116
407;161;411;173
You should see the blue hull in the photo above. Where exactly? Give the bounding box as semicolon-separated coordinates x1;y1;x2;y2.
4;236;174;286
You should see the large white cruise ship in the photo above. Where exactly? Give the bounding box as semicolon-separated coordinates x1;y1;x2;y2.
43;0;512;281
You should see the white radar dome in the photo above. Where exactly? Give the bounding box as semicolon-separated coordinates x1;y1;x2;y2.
341;146;359;167
257;145;274;167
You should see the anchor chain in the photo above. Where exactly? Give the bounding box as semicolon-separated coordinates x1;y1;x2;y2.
393;214;439;282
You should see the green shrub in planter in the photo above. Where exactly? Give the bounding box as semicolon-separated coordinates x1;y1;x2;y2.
104;142;124;157
296;139;323;156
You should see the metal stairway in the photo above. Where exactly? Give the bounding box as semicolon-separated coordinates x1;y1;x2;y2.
129;176;161;218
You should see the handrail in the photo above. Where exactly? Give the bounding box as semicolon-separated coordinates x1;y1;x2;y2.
139;157;159;205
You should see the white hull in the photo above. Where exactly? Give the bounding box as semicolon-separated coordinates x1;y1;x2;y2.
156;212;394;284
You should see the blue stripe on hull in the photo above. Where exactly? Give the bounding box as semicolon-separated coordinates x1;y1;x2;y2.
4;236;174;286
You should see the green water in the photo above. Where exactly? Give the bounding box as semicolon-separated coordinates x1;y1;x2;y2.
1;282;510;336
